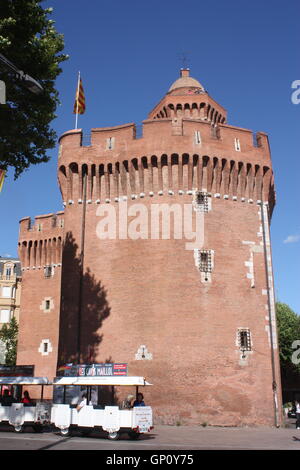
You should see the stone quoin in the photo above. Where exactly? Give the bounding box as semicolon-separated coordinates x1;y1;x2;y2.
17;68;282;426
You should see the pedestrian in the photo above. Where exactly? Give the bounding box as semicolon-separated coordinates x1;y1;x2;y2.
1;389;13;406
133;392;145;407
76;393;87;412
296;400;300;429
123;394;135;409
21;390;32;404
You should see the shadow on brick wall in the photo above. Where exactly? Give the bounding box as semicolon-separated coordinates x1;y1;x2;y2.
57;232;111;366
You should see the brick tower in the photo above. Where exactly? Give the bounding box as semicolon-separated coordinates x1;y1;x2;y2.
17;69;282;426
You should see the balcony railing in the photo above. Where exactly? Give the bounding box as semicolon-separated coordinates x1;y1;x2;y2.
0;274;19;281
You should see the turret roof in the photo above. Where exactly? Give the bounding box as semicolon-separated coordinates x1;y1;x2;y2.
168;68;205;92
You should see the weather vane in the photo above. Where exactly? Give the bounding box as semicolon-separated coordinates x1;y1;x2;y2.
178;52;190;69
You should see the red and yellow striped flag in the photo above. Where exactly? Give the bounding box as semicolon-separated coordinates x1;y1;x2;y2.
0;169;5;193
73;76;86;115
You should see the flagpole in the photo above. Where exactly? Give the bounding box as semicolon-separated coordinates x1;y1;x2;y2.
75;71;80;129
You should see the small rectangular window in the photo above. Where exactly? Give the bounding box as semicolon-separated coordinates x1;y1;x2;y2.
45;300;50;310
194;191;209;212
43;342;48;353
44;266;52;278
238;329;252;351
199;250;212;272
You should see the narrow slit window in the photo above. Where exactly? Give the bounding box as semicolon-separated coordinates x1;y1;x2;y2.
44;266;52;278
45;300;50;310
234;138;241;151
106;137;115;150
194;130;201;145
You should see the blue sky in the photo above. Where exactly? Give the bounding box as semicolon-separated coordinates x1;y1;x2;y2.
1;0;299;313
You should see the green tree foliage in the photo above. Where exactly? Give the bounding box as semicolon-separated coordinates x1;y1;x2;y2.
0;316;18;365
0;0;68;178
276;302;300;373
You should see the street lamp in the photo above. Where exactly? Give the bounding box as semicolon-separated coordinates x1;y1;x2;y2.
0;53;43;96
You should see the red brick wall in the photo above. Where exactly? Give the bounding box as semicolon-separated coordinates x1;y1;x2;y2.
17;213;63;391
56;194;282;426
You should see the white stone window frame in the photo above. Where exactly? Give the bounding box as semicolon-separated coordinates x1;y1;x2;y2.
234;137;241;151
135;345;153;360
194;249;214;283
38;339;53;356
194;249;214;272
236;328;253;358
106;136;115;150
44;265;54;279
193;190;211;212
40;297;54;313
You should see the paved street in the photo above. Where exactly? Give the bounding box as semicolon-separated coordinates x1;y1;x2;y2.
0;420;299;451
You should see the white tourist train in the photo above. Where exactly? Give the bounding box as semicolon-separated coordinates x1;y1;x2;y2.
0;376;51;433
0;374;153;440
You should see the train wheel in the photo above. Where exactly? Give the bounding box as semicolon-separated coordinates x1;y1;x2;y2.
14;425;24;433
107;431;120;440
60;427;70;436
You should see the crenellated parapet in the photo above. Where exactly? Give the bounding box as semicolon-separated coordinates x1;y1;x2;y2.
18;212;64;270
57;118;274;211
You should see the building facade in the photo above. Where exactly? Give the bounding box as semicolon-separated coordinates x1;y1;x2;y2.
0;257;22;363
17;69;282;426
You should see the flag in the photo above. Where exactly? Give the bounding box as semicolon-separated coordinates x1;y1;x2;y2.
0;169;5;193
73;76;86;115
57;363;73;372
